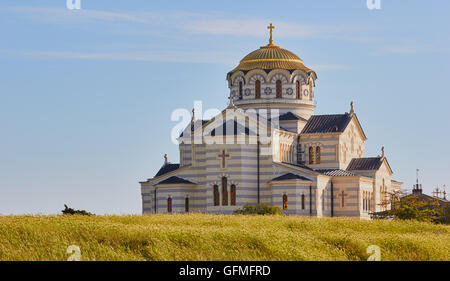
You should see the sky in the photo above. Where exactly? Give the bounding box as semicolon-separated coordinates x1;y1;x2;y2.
0;0;449;215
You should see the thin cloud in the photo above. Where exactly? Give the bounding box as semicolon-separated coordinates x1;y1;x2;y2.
187;19;322;37
0;49;350;71
310;64;353;71
6;6;152;24
370;45;419;56
0;49;239;65
6;6;375;42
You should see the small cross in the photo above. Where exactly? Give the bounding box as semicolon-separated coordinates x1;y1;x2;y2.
338;190;348;207
218;149;230;168
432;187;441;198
267;23;275;45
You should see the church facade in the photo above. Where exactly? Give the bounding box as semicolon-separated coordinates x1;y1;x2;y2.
140;25;402;219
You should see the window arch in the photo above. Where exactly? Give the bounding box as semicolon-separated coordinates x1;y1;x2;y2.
222;177;228;206
255;80;261;99
316;146;321;164
309;146;315;164
230;184;236;206
276;80;282;98
213;184;219;206
301;194;305;210
296;80;301;99
239;81;243;100
185;197;189;213
282;194;288;210
167;197;172;213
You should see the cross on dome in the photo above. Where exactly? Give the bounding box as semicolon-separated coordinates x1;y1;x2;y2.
267;23;275;45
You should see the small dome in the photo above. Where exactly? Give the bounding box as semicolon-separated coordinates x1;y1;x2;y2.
230;44;314;74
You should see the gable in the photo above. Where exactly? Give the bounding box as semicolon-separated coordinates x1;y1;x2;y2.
343;114;367;141
201;107;271;137
155;163;180;177
379;158;393;175
271;173;312;181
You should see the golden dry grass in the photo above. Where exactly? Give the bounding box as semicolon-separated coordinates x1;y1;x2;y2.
0;214;448;261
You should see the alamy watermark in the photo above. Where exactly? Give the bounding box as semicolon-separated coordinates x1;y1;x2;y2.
66;245;81;261
366;0;381;10
366;245;381;261
66;0;81;10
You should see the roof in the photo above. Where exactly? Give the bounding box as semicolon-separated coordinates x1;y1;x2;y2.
157;176;196;185
280;162;315;171
155;163;180;177
229;43;314;76
347;157;383;171
301;113;352;134
179;120;210;137
316;169;359;177
278;112;308;122
209;120;255;136
271;173;312;181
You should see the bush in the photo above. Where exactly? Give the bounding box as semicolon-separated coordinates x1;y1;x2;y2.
62;204;93;216
438;205;450;225
234;203;283;215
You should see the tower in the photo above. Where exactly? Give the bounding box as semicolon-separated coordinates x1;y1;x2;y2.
226;24;317;120
412;169;423;195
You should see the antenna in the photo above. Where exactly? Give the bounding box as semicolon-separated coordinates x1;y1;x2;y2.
416;168;419;185
412;168;423;195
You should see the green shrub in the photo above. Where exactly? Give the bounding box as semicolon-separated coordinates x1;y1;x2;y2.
61;204;93;216
234;203;283;215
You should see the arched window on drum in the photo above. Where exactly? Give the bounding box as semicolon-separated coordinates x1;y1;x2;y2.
239;81;243;100
296;80;301;99
276;80;282;98
255;80;261;99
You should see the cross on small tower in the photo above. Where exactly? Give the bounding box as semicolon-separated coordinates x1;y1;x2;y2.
218;149;230;168
432;187;441;198
267;23;275;45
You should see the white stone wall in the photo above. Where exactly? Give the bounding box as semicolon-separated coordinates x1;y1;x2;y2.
338;118;366;169
300;134;340;168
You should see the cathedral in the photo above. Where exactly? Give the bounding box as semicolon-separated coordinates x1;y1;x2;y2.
140;24;402;219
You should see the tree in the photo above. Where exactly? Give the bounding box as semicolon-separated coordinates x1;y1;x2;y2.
62;204;93;216
373;193;440;223
437;204;450;225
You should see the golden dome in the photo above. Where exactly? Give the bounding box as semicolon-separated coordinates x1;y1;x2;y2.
230;44;313;74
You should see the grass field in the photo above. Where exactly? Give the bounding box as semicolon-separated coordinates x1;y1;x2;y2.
0;214;448;261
